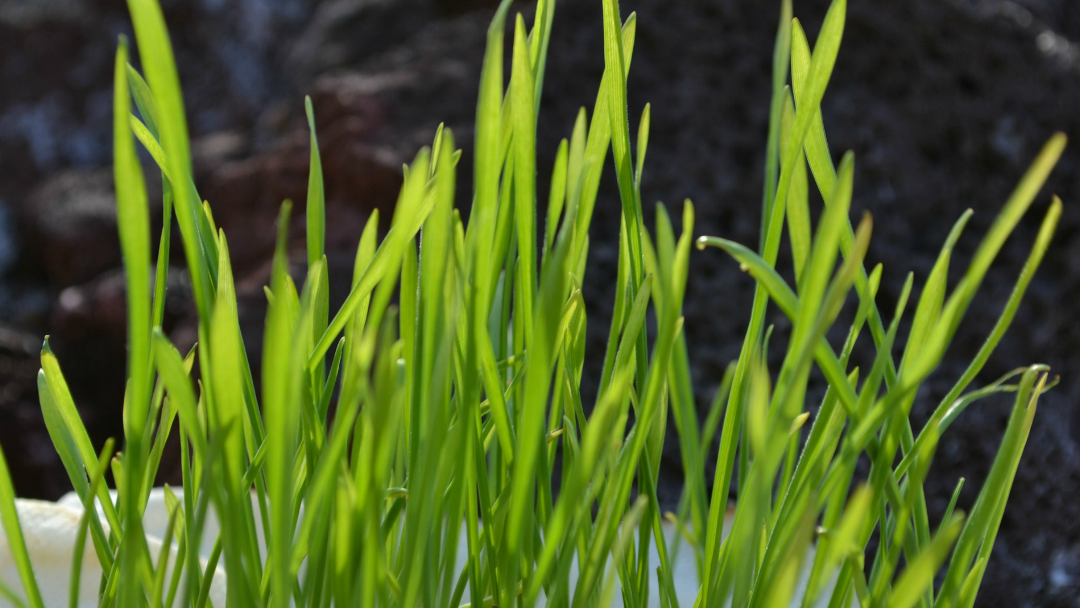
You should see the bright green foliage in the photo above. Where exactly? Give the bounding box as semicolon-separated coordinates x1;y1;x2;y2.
0;0;1065;607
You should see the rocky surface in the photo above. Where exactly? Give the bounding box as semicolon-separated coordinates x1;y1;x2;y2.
0;0;1078;605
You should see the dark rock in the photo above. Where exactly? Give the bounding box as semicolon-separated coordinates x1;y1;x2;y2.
0;1;115;186
434;0;504;14
192;130;250;183
16;168;165;289
20;169;122;288
286;0;437;83
0;0;320;216
284;0;504;85
0;285;51;331
48;270;131;453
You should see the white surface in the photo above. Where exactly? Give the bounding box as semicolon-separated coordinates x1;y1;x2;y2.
1;490;834;607
0;490;227;608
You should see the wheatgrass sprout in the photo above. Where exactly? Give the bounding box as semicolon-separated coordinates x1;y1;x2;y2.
0;0;1065;607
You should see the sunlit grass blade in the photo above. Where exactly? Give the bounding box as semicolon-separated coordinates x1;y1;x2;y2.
899;210;973;374
768;0;845;266
502;160;577;608
263;201;299;608
573;12;635;263
528;0;555;109
114;37;157;608
38;344;122;542
781;95;811;289
545;139;569;257
206;233;261;607
600;1;647;394
763;0;793;244
512;15;538;346
790;19;836;204
309;149;433;370
305;96;325;269
903;196;1062;474
124;0;215;324
126;65;160;140
907;134;1065;383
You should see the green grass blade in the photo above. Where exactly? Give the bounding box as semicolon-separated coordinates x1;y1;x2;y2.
905;196;1063;472
600;1;646;368
0;445;45;608
790;19;836;205
305;96;325;269
466;0;512;309
545;139;569;257
113;42;153;416
503;181;576;608
888;514;965;608
573;13;635;262
126;65;160;140
907;134;1065;383
125;0;214;324
762;0;793;245
263;201;299;608
70;439;116;608
781;94;811;288
937;367;1048;607
113;42;155;608
39;344;122;538
528;0;556;111
206;233;261;606
512;15;538;345
309;149;433;370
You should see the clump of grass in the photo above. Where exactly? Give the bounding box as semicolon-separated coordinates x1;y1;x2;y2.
0;0;1065;606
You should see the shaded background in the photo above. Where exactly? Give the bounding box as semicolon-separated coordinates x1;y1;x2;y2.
1;0;1078;605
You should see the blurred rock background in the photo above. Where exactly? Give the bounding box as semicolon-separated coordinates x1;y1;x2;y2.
1;0;1079;605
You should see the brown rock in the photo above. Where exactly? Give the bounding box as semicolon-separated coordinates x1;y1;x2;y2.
200;91;401;278
191;131;250;184
19;169;121;289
